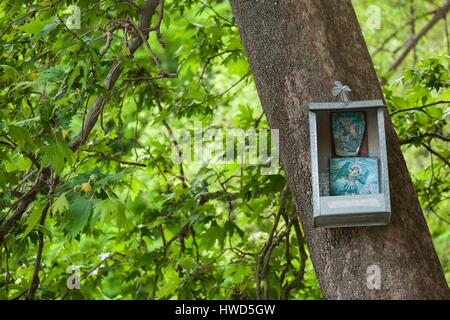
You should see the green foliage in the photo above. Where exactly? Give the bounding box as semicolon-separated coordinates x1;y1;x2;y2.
0;0;448;300
384;57;450;282
62;194;94;238
41;135;74;175
21;200;45;239
357;0;450;284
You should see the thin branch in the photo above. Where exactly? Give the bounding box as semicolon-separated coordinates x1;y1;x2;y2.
56;14;89;47
421;142;450;167
81;252;125;280
0;139;40;168
60;252;126;299
25;201;51;300
256;185;289;300
254;112;265;128
147;79;188;188
409;0;417;66
191;226;200;263
199;50;241;81
262;229;288;299
279;196;292;288
163;223;190;252
128;21;164;74
373;8;437;57
388;0;450;73
119;0;140;12
0;168;49;243
424;145;450;224
99;30;113;56
282;204;307;300
390;100;450;116
445;11;450;54
123;73;177;82
82;149;147;167
146;148;169;183
229;246;254;257
219;72;250;97
152;0;165;47
400;132;450;145
4;244;10;295
198;0;233;24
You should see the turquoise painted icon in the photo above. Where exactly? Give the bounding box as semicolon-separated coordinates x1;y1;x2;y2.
330;157;379;196
331;112;366;157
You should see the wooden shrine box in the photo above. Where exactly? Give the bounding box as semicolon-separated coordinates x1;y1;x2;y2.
308;100;391;228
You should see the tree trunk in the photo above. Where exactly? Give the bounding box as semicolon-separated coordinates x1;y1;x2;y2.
229;0;449;299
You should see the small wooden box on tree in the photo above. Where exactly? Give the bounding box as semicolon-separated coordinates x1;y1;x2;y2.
308;82;391;228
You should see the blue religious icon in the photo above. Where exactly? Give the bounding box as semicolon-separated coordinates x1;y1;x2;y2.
331;112;366;157
330;157;379;196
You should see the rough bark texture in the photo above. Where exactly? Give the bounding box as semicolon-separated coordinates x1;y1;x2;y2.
230;0;449;299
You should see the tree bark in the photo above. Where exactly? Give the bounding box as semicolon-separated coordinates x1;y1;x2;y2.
229;0;449;299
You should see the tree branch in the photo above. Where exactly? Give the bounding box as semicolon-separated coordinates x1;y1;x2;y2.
146;79;188;188
421;142;450;167
25;201;50;300
282;203;307;300
69;0;160;152
390;100;450;116
256;185;289;300
400;132;450;145
0;0;161;245
199;50;241;81
388;0;450;73
82;149;147;167
0;139;41;168
373;8;437;57
123;74;177;82
0;168;49;243
152;0;165;47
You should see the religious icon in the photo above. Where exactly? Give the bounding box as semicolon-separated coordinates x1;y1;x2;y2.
331;112;366;157
330;157;379;196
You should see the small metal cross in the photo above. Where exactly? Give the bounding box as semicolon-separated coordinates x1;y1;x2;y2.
332;81;352;103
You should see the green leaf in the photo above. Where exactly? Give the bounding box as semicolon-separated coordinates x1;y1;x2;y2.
0;65;20;82
8;125;31;148
35;224;53;241
16;17;54;37
203;221;226;249
226;58;248;77
53;194;69;214
236;104;255;128
157;269;181;298
94;198;128;229
62;195;94;238
21;202;44;238
4;153;32;172
41;136;73;175
224;220;244;239
36;66;64;82
67;66;81;89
